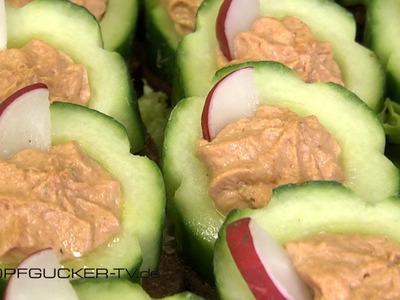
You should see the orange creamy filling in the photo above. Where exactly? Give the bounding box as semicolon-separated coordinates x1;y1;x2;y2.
286;233;400;300
0;39;90;105
217;16;344;85
196;105;345;215
6;0;107;21
162;0;203;35
0;141;121;263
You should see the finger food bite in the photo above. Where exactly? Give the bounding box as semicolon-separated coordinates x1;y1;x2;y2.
2;0;144;151
175;0;384;111
5;0;139;56
224;217;311;300
162;61;398;281
214;182;400;299
0;94;165;295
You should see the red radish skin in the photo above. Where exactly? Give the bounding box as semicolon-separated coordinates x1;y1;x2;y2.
216;0;233;60
201;66;258;141
226;218;286;299
215;0;260;61
201;75;221;141
0;83;51;159
226;217;312;300
0;83;48;116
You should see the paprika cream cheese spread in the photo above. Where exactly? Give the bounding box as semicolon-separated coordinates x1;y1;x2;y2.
162;0;203;35
6;0;107;21
217;16;344;85
0;141;121;263
286;233;400;299
196;105;345;215
0;39;90;105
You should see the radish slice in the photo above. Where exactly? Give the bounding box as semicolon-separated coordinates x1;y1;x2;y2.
226;218;312;300
216;0;260;60
4;248;79;300
0;0;6;50
201;66;259;141
0;83;51;159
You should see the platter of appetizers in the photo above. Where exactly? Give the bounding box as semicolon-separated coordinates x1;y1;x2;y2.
1;0;400;299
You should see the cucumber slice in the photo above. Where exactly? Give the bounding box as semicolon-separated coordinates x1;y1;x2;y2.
364;0;398;68
387;52;400;104
175;0;384;112
73;279;152;300
5;0;144;152
162;61;399;282
0;102;165;294
99;0;139;57
73;278;206;300
143;0;181;86
50;102;165;274
214;181;400;300
364;0;400;142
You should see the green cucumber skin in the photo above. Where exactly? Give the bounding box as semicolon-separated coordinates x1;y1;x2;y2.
385;53;400;119
214;181;400;300
163;95;223;282
173;196;220;282
5;0;145;152
364;0;398;68
143;0;181;85
336;0;366;6
100;0;139;57
162;61;399;282
175;0;384;112
0;102;165;295
364;0;400;141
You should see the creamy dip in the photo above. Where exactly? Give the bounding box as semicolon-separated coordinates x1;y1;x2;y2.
196;105;344;215
217;16;343;85
162;0;203;35
0;141;121;263
286;233;400;300
6;0;107;21
0;39;90;105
